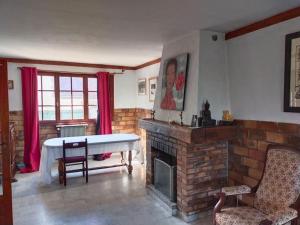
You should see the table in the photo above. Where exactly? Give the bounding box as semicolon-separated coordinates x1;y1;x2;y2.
40;134;140;184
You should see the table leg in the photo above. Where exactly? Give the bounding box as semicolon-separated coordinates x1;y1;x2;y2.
127;150;133;175
58;159;63;184
120;152;125;164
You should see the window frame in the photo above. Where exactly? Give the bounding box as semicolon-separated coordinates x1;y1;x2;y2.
87;78;98;120
37;71;103;125
37;74;56;121
58;76;85;121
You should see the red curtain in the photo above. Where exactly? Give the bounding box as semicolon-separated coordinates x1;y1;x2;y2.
20;67;40;173
96;72;112;159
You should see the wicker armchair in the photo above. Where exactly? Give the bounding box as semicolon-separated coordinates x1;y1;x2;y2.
213;145;300;225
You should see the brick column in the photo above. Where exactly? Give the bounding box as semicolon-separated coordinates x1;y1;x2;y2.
177;142;228;221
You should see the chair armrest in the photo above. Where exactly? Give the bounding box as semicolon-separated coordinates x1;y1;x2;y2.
265;208;298;225
221;185;251;196
213;192;226;225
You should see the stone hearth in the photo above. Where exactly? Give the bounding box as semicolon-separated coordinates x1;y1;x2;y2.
139;119;237;222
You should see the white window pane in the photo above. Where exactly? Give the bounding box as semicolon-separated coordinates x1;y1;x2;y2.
88;78;97;91
88;106;98;119
73;106;84;119
72;77;83;91
38;106;43;120
88;92;98;105
43;106;55;120
38;91;42;106
43;91;55;105
60;106;72;120
38;76;42;90
72;92;83;105
42;76;54;90
60;77;71;90
60;92;71;105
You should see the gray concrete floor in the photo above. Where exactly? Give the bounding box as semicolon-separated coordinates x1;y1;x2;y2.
12;154;212;225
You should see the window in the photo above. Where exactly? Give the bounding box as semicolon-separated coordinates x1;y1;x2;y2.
59;76;84;120
37;72;104;123
38;75;56;121
88;78;98;119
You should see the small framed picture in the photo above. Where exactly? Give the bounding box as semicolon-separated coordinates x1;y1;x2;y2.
138;78;147;95
8;80;14;89
148;77;157;102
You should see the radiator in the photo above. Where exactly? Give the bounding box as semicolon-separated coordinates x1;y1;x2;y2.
56;124;88;137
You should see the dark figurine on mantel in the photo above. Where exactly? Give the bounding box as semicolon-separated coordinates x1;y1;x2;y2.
151;110;156;120
179;111;183;126
198;100;216;127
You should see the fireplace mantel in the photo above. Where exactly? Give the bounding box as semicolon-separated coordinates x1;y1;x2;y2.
139;118;237;144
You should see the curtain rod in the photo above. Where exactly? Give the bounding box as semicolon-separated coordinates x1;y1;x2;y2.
17;67;124;75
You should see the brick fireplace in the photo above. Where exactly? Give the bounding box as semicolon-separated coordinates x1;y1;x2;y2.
139;119;237;222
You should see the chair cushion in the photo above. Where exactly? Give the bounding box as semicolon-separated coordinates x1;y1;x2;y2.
266;208;297;225
216;207;267;225
254;148;300;215
62;156;86;163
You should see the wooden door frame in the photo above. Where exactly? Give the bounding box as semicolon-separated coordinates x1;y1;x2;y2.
0;59;13;224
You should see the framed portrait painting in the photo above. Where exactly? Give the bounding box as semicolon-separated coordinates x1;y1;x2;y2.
284;31;300;112
160;53;189;111
148;77;157;102
138;78;146;95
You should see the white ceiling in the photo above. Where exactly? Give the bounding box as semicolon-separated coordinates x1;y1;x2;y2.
0;0;299;66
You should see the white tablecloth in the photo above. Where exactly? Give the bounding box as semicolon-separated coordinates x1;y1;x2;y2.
40;134;140;184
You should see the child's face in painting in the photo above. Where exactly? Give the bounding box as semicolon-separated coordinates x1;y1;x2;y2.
166;64;176;90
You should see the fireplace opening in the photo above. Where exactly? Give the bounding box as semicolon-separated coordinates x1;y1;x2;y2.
152;147;177;202
155;148;176;166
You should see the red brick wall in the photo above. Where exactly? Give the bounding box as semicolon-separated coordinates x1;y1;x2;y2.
229;120;300;205
9;111;24;160
177;142;228;218
9;108;151;162
112;108;137;133
112;108;151;134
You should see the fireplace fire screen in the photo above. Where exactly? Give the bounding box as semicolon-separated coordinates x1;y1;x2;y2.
154;158;177;202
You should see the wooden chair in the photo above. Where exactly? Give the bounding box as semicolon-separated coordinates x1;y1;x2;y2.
58;139;88;186
213;144;300;225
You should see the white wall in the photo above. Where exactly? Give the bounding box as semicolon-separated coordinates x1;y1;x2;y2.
11;16;300;125
135;63;160;110
7;62;137;111
153;30;231;124
154;31;201;125
198;30;231;120
114;73;137;109
227;17;300;124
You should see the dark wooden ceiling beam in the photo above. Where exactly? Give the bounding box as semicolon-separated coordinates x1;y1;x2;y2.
133;58;161;70
0;57;161;71
226;6;300;40
3;57;135;70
